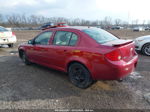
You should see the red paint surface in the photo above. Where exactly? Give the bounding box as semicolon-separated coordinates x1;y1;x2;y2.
19;27;138;80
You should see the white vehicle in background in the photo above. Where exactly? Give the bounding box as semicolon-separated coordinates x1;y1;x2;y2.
133;27;145;31
134;35;150;56
0;26;17;47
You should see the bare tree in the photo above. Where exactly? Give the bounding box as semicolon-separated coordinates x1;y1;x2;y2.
102;16;112;29
132;19;139;27
1;13;150;29
142;20;146;27
122;21;129;28
147;20;150;27
6;14;21;27
114;19;122;26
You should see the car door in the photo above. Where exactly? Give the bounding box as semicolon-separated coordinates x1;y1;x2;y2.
27;31;53;64
48;31;79;70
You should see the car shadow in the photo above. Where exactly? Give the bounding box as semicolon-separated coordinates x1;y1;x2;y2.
0;55;84;101
0;55;145;106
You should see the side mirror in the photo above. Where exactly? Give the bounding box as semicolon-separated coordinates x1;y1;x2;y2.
28;40;34;44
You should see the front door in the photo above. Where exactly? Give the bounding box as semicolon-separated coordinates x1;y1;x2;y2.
29;31;53;64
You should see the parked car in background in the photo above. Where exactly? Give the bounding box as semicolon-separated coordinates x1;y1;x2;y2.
133;27;145;31
41;22;55;30
0;26;17;47
41;22;68;30
111;26;124;30
18;27;138;88
134;35;150;56
56;23;68;27
145;27;150;31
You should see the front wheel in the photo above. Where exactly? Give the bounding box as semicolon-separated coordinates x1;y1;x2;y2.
68;63;93;89
22;52;31;65
142;43;150;56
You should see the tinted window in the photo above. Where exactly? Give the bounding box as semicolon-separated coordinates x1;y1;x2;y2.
34;31;53;45
69;33;78;46
0;27;8;32
82;28;118;44
53;31;72;46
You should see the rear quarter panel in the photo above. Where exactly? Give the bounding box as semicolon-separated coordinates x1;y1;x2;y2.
65;46;114;79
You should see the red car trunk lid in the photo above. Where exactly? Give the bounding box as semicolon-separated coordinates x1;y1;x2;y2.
103;39;136;62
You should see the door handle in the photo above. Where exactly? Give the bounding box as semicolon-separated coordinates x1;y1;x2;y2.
29;48;34;50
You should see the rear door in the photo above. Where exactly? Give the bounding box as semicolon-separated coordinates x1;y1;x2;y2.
47;31;79;69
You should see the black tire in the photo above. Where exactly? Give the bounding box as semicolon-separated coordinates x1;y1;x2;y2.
68;63;93;89
8;44;13;48
22;52;31;65
142;43;150;56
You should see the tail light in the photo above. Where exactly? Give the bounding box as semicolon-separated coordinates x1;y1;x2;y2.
12;32;16;36
105;49;122;61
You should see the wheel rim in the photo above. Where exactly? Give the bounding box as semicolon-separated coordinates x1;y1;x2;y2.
70;66;86;83
144;44;150;55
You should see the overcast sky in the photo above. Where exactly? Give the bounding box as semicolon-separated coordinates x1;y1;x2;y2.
0;0;149;23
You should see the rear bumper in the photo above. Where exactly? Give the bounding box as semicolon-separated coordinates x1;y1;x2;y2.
112;55;138;79
0;37;17;44
93;55;138;80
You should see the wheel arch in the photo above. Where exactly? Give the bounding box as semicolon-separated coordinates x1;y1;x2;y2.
66;59;94;79
18;49;25;59
141;42;150;55
142;42;150;50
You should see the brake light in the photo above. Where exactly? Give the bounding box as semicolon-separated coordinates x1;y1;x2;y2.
105;49;122;61
12;32;15;36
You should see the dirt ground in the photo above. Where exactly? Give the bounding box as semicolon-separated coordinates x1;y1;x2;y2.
109;29;150;39
0;29;150;110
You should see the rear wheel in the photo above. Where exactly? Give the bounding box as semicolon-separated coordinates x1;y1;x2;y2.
8;43;13;48
21;52;31;65
142;43;150;56
68;63;93;89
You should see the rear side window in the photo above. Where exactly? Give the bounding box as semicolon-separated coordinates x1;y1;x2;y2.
34;31;53;45
53;31;78;46
69;34;78;46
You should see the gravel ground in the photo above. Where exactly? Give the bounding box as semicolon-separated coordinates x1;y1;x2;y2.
0;30;150;110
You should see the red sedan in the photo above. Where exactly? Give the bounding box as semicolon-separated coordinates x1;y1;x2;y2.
18;27;138;88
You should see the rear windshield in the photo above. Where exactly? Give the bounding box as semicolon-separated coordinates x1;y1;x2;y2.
0;27;8;32
82;28;118;44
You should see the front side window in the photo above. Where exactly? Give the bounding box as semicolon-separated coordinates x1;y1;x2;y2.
34;31;53;45
82;28;118;44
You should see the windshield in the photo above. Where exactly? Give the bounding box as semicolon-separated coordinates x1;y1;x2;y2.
0;27;8;32
82;28;118;44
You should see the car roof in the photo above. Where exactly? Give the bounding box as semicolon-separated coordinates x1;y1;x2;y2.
48;26;96;31
57;22;67;24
